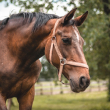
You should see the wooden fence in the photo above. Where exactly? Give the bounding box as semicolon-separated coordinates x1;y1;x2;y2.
7;80;107;110
35;80;107;95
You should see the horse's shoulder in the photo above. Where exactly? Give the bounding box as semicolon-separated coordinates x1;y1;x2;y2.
35;59;42;70
0;60;42;98
27;59;42;77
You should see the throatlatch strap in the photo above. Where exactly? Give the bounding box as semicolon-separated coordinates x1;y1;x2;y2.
53;40;63;59
58;64;64;81
49;19;61;65
49;42;54;65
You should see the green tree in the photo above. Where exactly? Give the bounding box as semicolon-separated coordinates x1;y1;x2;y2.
40;56;57;80
69;0;110;101
0;0;58;12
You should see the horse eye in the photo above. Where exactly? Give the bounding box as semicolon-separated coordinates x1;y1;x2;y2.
62;38;70;44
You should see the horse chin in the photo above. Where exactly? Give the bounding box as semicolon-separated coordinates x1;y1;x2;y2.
70;79;85;93
63;73;69;80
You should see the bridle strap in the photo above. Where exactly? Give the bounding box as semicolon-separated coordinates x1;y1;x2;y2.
49;19;63;65
49;19;89;84
49;37;63;65
66;61;89;68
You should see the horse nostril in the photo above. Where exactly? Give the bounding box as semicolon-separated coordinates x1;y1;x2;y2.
79;76;90;88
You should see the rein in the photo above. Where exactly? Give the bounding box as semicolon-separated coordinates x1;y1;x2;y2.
49;19;89;85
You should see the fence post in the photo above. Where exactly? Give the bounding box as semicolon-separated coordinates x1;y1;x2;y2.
89;85;92;92
35;84;37;95
50;83;53;95
40;83;43;95
97;79;101;91
7;99;12;110
60;84;63;94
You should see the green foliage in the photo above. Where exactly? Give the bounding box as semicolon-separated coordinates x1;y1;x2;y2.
1;0;109;80
68;0;110;80
39;0;110;83
0;0;56;12
40;56;57;80
74;0;110;101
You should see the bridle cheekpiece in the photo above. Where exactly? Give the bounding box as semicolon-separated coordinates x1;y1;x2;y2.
49;19;89;85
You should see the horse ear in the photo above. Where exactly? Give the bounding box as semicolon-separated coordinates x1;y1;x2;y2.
74;11;88;26
62;8;77;24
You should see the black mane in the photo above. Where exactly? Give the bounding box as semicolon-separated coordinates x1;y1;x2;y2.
0;12;59;32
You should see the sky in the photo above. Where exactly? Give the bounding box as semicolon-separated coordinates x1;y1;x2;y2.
0;1;66;20
0;1;20;20
0;1;76;20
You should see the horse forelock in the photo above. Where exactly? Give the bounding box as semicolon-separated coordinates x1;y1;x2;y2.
0;12;59;32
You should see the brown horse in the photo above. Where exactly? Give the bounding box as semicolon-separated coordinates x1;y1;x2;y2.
0;8;90;110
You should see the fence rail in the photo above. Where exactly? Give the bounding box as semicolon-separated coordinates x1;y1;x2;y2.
35;80;107;95
7;80;108;110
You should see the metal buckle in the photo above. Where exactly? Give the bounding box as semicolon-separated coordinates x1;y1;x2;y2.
51;36;56;41
60;58;66;65
60;80;70;85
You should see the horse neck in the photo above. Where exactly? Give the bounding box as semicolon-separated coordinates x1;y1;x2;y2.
32;19;57;56
11;18;57;68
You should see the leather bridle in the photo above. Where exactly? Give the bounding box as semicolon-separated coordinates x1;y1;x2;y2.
49;19;89;85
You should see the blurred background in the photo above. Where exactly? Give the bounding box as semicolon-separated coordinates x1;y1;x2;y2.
0;0;110;110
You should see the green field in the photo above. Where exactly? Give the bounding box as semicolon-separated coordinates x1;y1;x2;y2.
10;91;110;110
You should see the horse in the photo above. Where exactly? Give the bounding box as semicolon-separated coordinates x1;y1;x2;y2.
0;8;90;110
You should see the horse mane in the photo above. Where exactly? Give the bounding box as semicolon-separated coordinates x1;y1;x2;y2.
0;12;59;32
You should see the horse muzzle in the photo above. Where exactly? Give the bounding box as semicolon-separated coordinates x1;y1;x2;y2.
70;76;90;93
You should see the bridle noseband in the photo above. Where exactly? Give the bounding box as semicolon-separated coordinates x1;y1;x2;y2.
49;19;89;85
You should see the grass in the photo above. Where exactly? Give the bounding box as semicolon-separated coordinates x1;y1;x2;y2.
10;91;110;110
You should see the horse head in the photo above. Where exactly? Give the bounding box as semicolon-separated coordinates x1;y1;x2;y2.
45;8;90;93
